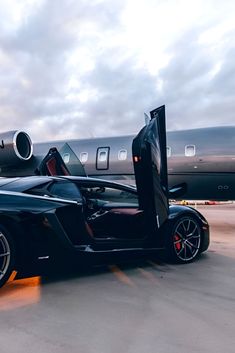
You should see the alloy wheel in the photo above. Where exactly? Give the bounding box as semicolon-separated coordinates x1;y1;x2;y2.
0;231;11;281
173;218;201;262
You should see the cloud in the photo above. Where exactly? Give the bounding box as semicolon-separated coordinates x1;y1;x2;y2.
158;26;235;130
0;0;235;142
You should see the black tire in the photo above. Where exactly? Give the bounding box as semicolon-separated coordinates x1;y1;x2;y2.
0;225;15;288
164;215;202;263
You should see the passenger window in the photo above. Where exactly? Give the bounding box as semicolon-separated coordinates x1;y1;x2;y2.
80;152;88;163
62;153;70;164
118;149;127;160
98;151;107;162
185;145;196;157
166;146;171;158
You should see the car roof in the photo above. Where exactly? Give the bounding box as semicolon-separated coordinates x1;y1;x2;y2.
0;175;136;193
58;176;136;190
0;176;57;192
0;177;20;187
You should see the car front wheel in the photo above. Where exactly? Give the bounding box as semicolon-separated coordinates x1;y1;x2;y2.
0;225;15;288
165;215;202;263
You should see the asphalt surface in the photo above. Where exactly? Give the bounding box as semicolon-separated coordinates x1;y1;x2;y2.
0;204;235;353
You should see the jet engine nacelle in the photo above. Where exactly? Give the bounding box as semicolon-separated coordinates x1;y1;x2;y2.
0;130;33;167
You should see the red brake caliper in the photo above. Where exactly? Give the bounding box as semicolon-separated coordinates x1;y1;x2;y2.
174;235;181;251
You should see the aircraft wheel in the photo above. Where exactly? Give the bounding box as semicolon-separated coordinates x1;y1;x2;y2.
165;215;202;263
0;225;15;288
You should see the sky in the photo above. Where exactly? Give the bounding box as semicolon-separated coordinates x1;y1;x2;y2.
0;0;235;141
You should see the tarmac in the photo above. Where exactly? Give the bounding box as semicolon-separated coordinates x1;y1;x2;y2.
0;204;235;353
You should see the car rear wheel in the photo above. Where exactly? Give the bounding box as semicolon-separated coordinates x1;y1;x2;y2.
0;225;15;288
165;215;202;263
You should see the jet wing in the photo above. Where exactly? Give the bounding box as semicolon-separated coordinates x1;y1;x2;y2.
132;105;169;232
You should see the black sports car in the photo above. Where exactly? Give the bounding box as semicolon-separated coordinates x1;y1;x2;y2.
0;106;209;288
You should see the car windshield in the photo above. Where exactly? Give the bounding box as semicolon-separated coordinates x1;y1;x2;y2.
81;186;138;205
26;180;83;201
48;181;83;201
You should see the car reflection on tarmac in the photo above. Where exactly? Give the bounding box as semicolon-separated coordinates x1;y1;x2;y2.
0;275;41;311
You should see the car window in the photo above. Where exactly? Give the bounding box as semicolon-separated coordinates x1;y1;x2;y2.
48;181;83;201
82;186;138;205
25;182;52;196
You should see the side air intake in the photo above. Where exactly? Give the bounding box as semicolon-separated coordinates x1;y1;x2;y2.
0;130;33;166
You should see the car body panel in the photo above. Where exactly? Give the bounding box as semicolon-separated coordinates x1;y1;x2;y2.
0;176;209;248
132;105;169;232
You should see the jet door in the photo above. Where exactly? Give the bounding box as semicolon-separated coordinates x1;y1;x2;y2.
132;105;169;233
